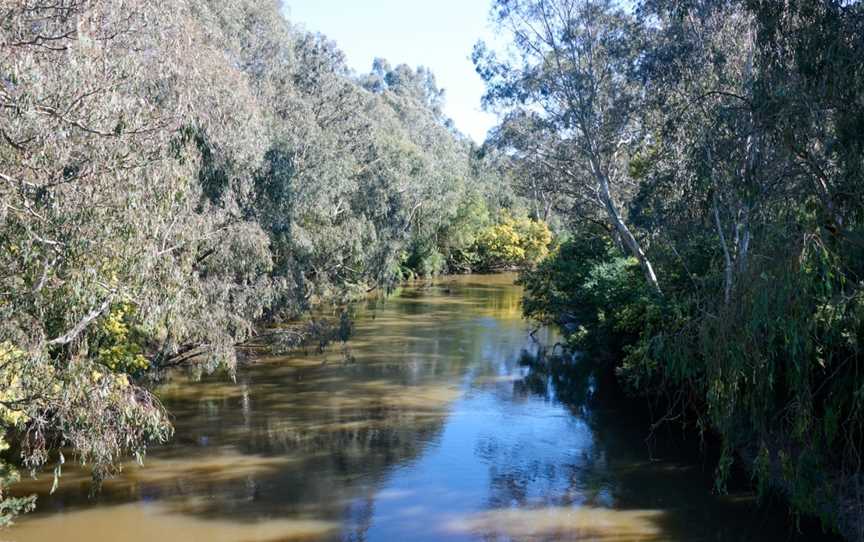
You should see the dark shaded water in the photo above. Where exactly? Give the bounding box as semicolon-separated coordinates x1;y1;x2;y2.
8;275;838;541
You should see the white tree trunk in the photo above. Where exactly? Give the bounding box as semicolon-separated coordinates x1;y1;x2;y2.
713;196;734;305
736;204;751;274
596;172;662;296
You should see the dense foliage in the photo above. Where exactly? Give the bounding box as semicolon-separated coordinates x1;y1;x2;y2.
9;0;861;536
478;0;864;537
0;0;552;525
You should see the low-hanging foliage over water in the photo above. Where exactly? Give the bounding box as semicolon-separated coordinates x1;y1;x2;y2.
0;0;552;524
3;0;864;539
476;0;864;537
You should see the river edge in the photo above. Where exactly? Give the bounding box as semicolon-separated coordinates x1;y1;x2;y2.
537;329;858;540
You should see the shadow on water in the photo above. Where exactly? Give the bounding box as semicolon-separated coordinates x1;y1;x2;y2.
491;349;843;542
7;274;843;542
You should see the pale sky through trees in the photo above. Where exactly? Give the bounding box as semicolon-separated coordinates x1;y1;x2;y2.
284;0;498;143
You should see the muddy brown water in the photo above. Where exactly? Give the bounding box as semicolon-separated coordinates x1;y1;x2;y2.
7;275;839;541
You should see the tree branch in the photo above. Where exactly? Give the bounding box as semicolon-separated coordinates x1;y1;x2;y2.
46;295;114;346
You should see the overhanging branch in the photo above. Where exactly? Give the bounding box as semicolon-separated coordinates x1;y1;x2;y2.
46;295;114;346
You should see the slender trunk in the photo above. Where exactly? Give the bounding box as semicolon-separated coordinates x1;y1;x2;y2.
736;204;751;274
596;171;662;296
713;195;733;305
707;148;733;303
530;183;541;220
737;31;756;276
738;105;756;275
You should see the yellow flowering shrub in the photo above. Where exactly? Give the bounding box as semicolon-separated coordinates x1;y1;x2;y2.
0;342;38;526
95;304;150;374
476;214;553;268
0;343;29;428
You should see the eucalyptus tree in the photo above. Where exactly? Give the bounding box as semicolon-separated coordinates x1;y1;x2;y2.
362;61;484;276
635;1;772;304
0;0;289;522
199;1;382;305
264;32;378;303
475;0;662;294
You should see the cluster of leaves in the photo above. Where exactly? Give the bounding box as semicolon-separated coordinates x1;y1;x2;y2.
0;341;170;526
0;344;32;527
94;304;149;374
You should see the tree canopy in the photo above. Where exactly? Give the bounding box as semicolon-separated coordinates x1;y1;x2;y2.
0;0;547;524
482;0;864;536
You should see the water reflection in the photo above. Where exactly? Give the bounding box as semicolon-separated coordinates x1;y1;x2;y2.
444;507;666;541
8;274;838;541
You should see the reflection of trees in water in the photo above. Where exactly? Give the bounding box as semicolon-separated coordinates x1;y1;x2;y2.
342;492;375;542
24;365;454;529
17;278;528;538
481;351;616;515
480;349;840;542
513;350;597;410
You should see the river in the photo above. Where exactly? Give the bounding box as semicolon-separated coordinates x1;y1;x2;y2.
7;274;837;541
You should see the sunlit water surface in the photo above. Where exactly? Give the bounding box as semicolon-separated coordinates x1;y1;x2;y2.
8;275;836;541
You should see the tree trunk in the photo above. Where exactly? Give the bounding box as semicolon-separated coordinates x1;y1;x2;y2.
713;195;734;305
543;199;552;223
736;204;751;274
596;171;663;296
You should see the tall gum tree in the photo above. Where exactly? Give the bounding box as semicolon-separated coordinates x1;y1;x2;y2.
475;0;662;295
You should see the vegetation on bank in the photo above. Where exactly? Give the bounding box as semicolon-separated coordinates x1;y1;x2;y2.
479;0;864;537
0;0;556;524
3;0;863;537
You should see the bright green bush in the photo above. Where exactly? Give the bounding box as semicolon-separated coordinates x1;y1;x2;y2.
520;233;658;355
439;193;492;272
402;240;447;278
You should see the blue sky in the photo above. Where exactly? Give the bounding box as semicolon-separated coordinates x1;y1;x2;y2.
283;0;499;143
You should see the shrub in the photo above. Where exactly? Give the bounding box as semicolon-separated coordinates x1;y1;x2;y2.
520;233;657;355
475;213;552;270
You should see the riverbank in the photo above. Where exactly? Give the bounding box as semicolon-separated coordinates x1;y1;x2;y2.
519;241;863;541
